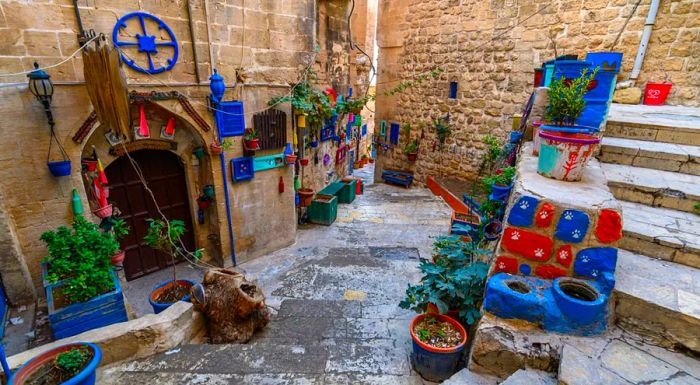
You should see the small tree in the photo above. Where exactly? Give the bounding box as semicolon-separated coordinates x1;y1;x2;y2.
545;67;599;125
144;218;202;285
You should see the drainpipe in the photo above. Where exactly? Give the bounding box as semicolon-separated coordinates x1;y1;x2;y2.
629;0;660;80
186;0;201;84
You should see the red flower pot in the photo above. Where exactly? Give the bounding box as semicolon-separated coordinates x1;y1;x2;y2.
82;160;98;172
297;188;314;207
244;138;260;150
92;204;113;219
300;158;310;166
210;142;223;155
643;82;673;105
407;152;418;162
285;154;297;165
111;249;125;265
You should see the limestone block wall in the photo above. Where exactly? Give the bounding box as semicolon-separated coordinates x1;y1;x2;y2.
374;0;700;184
0;0;374;297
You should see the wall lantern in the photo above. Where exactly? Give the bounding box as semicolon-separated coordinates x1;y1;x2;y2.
28;62;71;177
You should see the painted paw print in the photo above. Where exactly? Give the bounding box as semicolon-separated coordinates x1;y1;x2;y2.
559;250;569;260
563;211;574;220
591;269;599;277
498;262;506;270
534;248;544;258
581;255;590;263
539;211;549;219
519;200;530;210
511;230;521;240
571;229;582;239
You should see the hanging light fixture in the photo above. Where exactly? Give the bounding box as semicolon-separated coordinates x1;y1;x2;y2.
27;62;55;128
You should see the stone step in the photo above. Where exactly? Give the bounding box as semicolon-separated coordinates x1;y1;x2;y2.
601;163;700;214
604;104;700;146
613;249;700;354
501;369;556;385
619;200;700;269
598;137;700;176
442;368;499;385
558;337;700;385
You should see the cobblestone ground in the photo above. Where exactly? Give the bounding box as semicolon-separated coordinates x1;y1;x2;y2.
99;175;453;384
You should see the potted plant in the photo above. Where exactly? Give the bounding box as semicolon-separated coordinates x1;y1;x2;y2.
40;216;128;338
300;158;310;167
243;129;260;150
210;139;233;155
8;342;102;385
409;314;468;382
404;139;419;162
144;218;202;314
483;218;503;241
192;146;205;159
109;218;130;266
542;67;599;133
482;166;516;202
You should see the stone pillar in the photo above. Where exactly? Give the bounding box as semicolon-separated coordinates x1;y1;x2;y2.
0;190;36;305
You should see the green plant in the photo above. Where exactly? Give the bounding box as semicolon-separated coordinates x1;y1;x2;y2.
482;135;503;164
336;97;369;115
404;139;419;155
40;216;118;304
269;71;333;126
694;202;700;214
479;199;503;219
55;347;91;377
144;219;203;283
244;129;258;140
482;166;516;189
433;116;451;146
545;67;599;125
400;235;490;325
402;123;411;137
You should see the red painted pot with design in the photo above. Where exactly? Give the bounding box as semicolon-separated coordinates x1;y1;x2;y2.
111;249;125;265
244;138;260;150
537;130;601;182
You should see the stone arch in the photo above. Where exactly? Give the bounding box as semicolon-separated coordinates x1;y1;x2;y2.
79;101;225;269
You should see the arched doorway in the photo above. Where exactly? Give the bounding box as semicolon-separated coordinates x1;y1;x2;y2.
106;150;196;281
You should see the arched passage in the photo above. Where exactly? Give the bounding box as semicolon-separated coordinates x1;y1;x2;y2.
105;150;196;281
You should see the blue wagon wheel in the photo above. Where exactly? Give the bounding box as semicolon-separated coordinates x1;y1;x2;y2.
112;12;179;74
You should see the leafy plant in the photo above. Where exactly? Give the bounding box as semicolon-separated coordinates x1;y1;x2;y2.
55;347;91;377
404;139;419;155
335;97;368;115
482;135;503;164
482;166;516;189
269;71;333;126
694;202;700;214
545;67;599;125
479;199;503;219
144;219;203;283
244;129;258;140
433;116;451;146
402;123;412;137
400;235;490;325
40;216;118;304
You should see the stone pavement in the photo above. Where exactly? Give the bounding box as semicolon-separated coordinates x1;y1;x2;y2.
99;181;456;384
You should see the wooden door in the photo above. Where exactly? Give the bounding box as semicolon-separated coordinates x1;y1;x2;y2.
106;150;195;281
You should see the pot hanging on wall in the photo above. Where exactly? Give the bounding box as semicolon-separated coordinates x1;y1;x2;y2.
203;185;215;199
47;126;71;177
193;146;205;159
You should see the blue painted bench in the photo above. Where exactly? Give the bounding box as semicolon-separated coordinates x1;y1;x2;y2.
382;170;413;187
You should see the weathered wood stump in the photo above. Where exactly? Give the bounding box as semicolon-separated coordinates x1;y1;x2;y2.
192;268;270;344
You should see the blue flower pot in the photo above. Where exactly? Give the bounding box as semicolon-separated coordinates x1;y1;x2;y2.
9;342;101;385
47;160;71;177
539;124;597;134
489;183;512;202
410;314;467;382
149;279;196;314
310;140;319;148
484;219;503;241
509;131;523;144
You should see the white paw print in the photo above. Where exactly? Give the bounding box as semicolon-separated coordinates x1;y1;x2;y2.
534;248;544;258
559;250;569;260
572;229;582;239
511;231;521;240
591;269;599;277
581;255;590;263
498;262;506;270
564;211;574;220
539;211;549;219
519;200;530;210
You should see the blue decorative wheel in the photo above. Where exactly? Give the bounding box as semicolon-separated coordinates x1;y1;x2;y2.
112;12;179;74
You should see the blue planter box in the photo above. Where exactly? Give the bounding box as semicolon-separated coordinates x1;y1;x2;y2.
231;157;255;182
46;270;127;339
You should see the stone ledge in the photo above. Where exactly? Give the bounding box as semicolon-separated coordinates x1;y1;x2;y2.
599;137;700;176
7;302;204;371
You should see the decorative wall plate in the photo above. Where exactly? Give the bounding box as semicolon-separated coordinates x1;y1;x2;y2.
113;12;179;74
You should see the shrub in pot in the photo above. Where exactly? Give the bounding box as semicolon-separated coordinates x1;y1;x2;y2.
404;139;419;162
481;166;516;202
8;342;102;385
243;129;260;150
144;218;203;314
108;218;129;266
542;66;599;133
40;216;128;337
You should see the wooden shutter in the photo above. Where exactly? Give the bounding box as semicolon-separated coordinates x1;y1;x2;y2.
253;109;286;150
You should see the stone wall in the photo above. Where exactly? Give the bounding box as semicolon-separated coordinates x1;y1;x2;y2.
374;0;700;185
0;0;372;297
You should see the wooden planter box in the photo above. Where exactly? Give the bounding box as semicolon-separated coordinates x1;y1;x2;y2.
308;194;338;226
338;180;356;204
46;270;128;339
382;170;414;187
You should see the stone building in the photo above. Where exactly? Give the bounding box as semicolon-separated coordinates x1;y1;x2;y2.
0;0;376;305
373;0;700;184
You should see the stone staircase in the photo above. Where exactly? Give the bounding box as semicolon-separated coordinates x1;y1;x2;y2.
598;103;700;355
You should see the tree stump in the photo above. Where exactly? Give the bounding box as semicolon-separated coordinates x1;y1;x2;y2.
192;268;271;344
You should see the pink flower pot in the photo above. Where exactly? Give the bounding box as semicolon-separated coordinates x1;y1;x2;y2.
92;204;113;218
537;130;601;182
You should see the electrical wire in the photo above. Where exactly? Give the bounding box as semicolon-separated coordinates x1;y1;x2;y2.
0;35;100;77
611;0;643;49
